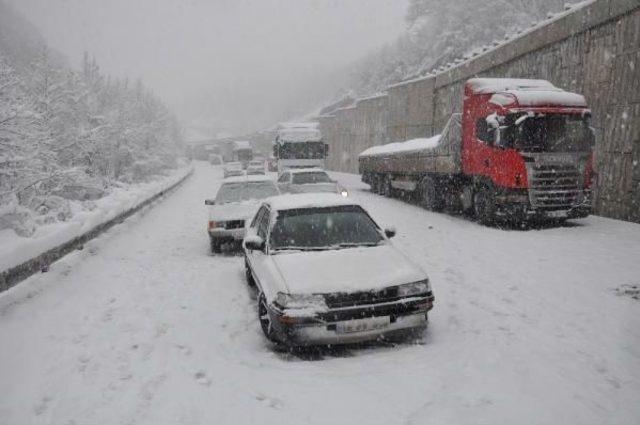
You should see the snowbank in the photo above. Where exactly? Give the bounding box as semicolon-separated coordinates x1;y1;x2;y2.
0;165;193;275
359;134;441;158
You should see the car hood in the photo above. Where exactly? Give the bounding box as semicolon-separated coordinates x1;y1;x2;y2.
208;201;259;222
289;182;339;194
271;244;426;294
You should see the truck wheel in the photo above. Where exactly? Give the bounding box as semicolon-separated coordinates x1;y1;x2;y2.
383;175;394;197
474;185;497;225
210;238;222;254
419;176;443;211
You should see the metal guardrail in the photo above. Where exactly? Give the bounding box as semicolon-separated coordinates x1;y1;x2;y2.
0;168;194;293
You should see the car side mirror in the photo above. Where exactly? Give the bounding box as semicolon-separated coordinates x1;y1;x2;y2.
244;235;265;251
204;199;215;205
384;227;396;238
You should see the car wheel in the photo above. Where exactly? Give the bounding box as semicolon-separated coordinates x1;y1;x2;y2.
474;185;497;225
258;294;276;342
210;238;222;254
244;258;256;287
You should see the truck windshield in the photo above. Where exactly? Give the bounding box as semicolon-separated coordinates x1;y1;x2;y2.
277;142;326;159
501;113;594;152
270;205;383;250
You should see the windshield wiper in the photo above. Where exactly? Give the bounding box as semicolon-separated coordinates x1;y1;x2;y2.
332;242;382;249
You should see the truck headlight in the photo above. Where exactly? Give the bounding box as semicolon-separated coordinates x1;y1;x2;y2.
397;280;430;297
274;292;327;310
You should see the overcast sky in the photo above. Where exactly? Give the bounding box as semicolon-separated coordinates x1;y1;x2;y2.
9;0;408;137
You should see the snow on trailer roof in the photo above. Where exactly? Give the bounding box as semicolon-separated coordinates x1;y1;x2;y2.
277;122;319;129
359;134;441;158
266;193;357;211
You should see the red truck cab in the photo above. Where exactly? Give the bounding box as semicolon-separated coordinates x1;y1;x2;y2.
462;78;594;221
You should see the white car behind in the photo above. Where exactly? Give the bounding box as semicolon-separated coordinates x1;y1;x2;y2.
277;168;347;196
205;176;279;253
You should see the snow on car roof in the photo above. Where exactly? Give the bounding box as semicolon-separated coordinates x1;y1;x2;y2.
266;193;356;211
288;167;327;174
359;134;441;158
222;175;274;183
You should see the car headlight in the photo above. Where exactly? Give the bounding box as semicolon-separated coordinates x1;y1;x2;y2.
274;292;327;310
397;280;430;297
340;189;349;197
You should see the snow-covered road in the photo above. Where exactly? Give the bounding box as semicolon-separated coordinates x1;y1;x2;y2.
1;162;639;425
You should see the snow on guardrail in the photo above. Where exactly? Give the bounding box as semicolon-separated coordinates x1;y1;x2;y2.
0;165;194;291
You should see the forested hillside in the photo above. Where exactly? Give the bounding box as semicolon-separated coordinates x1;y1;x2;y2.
350;0;577;94
0;1;183;236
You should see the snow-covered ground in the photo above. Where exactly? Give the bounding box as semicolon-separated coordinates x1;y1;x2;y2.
0;166;193;274
1;161;639;425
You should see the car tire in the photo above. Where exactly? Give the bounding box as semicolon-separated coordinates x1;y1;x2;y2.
258;293;277;342
210;238;222;254
474;185;497;225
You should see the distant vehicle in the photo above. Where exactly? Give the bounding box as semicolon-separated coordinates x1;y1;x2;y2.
273;122;328;172
277;168;347;196
246;160;266;175
223;161;244;178
267;156;278;172
243;193;434;346
359;78;595;224
208;154;223;165
232;140;253;168
204;176;280;253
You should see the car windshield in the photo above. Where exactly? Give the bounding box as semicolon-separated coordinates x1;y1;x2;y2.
216;182;279;203
292;172;332;184
500;113;594;152
270;205;384;250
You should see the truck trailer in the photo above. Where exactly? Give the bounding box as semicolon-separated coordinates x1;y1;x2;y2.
359;78;595;224
232;140;254;168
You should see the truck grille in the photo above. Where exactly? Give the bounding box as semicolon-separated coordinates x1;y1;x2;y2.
529;164;581;210
224;220;245;229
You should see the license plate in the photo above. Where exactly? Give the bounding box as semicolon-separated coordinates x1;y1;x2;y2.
547;210;568;218
336;317;390;334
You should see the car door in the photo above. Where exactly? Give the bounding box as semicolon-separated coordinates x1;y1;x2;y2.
277;172;291;193
245;205;272;294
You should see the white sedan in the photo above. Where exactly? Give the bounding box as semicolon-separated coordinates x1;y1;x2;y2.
243;193;434;346
277;168;348;197
205;176;279;253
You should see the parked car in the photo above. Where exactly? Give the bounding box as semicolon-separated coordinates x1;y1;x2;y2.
277;168;348;196
246;160;266;175
205;176;279;253
243;193;434;346
223;161;244;178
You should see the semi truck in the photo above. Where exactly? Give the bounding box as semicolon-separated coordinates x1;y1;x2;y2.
273;122;328;173
232;141;253;168
359;78;595;224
